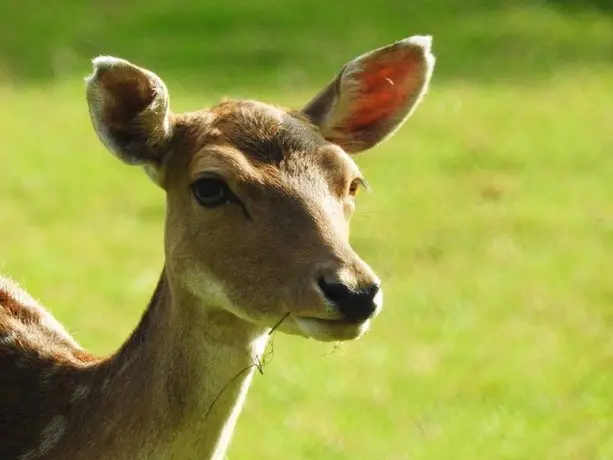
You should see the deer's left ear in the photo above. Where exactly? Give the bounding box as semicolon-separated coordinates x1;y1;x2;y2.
302;36;435;154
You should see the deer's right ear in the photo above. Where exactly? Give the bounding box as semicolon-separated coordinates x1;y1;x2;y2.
85;57;173;181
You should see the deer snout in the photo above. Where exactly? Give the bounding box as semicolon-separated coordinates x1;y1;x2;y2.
294;260;383;340
317;277;381;322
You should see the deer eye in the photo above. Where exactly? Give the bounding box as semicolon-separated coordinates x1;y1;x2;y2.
191;177;231;208
348;178;365;197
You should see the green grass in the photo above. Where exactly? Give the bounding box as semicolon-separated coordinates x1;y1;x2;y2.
2;1;613;459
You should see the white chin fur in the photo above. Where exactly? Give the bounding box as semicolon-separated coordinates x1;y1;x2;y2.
293;317;371;342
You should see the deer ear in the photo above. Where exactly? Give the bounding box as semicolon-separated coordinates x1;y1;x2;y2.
85;56;173;181
302;36;435;154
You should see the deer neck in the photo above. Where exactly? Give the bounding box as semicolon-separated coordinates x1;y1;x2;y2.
79;270;269;459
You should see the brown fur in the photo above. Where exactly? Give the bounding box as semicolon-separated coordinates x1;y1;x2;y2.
0;280;95;459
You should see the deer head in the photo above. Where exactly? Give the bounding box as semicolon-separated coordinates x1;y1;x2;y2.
85;36;435;342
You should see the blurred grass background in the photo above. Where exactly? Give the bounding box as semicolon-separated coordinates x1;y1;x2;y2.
1;1;613;458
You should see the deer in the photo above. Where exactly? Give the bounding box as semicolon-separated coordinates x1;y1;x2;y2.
0;35;435;459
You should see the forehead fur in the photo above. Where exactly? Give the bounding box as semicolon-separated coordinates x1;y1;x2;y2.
165;100;358;195
209;100;328;165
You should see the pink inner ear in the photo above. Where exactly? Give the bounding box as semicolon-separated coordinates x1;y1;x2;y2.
340;48;423;133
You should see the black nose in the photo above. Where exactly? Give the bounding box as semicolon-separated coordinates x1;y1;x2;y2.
317;278;380;322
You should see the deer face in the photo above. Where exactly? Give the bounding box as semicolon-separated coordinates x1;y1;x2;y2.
161;101;382;341
85;37;435;342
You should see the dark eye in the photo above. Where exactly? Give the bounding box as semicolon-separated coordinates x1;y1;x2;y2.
191;177;230;208
348;178;362;197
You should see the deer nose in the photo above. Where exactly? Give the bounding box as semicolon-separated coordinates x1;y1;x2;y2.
317;277;381;322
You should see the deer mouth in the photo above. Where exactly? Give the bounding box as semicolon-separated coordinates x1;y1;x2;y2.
293;315;372;342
